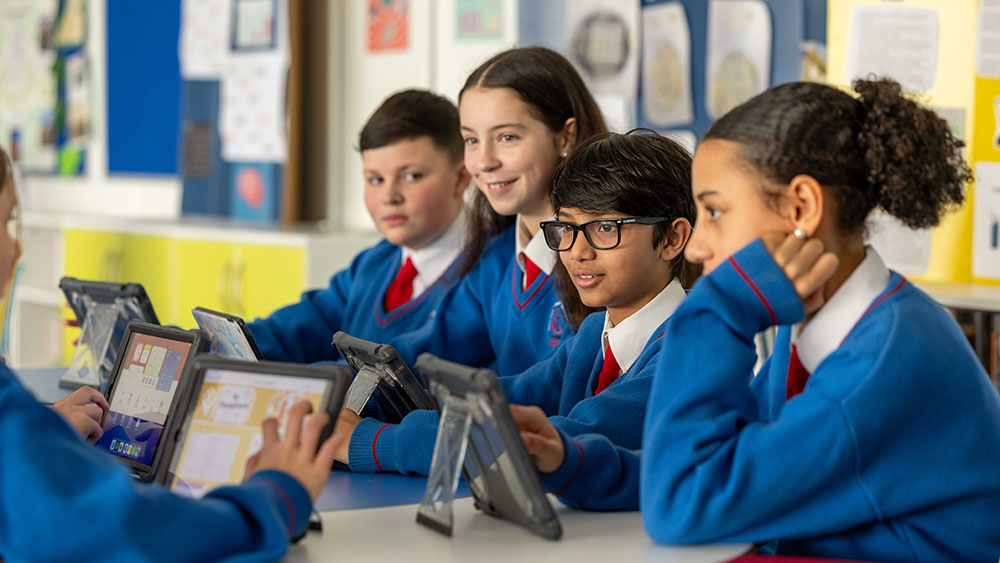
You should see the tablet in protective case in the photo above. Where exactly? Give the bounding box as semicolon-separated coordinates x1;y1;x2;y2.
415;353;563;540
191;306;262;360
332;331;435;422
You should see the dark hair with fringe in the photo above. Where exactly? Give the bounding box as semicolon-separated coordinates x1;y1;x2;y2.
457;46;608;329
359;89;463;163
551;129;699;289
703;78;971;234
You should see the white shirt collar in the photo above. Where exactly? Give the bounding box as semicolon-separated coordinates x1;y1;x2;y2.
601;278;685;374
514;214;558;277
400;210;466;297
791;246;891;373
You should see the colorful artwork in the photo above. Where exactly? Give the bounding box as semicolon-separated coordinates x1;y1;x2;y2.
456;0;503;41
368;0;408;53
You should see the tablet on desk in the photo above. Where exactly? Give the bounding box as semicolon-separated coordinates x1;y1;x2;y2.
191;306;262;361
332;331;436;422
95;321;207;481
161;356;352;497
415;353;563;540
60;277;160;381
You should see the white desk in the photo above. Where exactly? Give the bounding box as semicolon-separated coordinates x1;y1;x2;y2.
287;497;750;563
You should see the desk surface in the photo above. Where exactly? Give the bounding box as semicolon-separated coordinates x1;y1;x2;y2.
288;497;749;563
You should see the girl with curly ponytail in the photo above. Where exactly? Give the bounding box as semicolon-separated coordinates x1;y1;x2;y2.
640;78;1000;560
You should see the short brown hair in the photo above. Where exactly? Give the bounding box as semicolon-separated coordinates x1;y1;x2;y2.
359;89;463;163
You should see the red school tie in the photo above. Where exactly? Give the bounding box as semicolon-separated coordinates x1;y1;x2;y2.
384;257;418;311
595;345;621;395
785;344;811;400
522;254;541;289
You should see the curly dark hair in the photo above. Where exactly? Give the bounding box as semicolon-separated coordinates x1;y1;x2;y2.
551;130;699;289
703;78;971;233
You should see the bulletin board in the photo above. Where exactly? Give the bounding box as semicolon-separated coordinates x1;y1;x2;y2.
106;0;182;175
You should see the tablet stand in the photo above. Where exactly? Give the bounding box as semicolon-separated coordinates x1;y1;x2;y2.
416;394;474;536
59;298;123;390
343;367;382;414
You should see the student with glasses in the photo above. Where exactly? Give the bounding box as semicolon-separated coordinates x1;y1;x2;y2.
332;131;696;514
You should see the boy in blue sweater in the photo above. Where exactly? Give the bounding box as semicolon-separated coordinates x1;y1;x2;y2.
336;131;696;512
0;148;340;561
248;89;470;363
641;79;1000;560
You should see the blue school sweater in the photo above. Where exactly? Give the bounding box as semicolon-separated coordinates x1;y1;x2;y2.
0;363;312;561
248;239;461;363
641;239;1000;561
389;226;571;377
350;311;665;510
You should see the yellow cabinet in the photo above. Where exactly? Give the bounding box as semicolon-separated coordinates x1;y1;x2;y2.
240;244;305;321
176;240;237;327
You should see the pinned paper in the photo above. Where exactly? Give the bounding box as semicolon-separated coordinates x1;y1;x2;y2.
456;0;503;41
368;0;409;53
179;0;232;79
866;213;931;277
565;0;640;98
846;4;939;93
641;2;693;128
705;0;772;120
973;162;1000;279
977;0;1000;78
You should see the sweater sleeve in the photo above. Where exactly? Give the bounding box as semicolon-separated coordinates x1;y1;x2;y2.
640;240;877;545
498;330;576;415
0;373;311;561
539;427;642;511
247;264;354;363
347;410;440;475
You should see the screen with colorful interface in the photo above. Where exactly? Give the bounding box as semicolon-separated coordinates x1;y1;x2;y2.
169;368;330;499
96;333;193;467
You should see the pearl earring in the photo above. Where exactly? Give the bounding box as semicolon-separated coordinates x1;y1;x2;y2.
793;228;806;239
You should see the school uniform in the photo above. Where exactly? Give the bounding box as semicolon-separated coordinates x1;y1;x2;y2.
247;212;466;363
641;240;1000;561
352;280;685;511
0;363;310;561
389;218;572;378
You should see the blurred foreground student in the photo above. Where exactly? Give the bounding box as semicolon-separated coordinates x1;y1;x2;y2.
0;147;341;561
641;79;1000;560
248;89;470;363
341;132;697;514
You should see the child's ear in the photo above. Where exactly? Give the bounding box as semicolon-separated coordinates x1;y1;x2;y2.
557;117;577;156
453;162;471;199
658;218;693;262
785;174;823;236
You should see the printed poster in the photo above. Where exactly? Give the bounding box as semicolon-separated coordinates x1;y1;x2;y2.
846;4;939;93
368;0;409;53
565;0;640;98
179;0;232;79
456;0;503;41
973;162;1000;279
641;2;693;128
705;0;771;120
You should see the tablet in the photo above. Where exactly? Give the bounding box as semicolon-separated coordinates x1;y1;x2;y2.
331;331;436;422
161;356;352;497
60;277;160;380
94;321;207;481
191;306;262;361
414;353;563;540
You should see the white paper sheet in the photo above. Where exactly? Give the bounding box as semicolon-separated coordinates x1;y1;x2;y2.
846;4;938;93
705;0;772;120
178;431;241;483
179;0;233;80
973;162;1000;279
977;0;1000;78
564;0;640;98
642;2;693;128
865;213;931;277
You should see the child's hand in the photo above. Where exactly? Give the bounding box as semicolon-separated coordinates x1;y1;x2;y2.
243;400;341;501
52;386;109;443
331;408;361;465
510;405;564;474
762;232;839;315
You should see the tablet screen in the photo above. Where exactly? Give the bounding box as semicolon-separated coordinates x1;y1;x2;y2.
95;332;193;468
191;309;258;360
169;368;331;499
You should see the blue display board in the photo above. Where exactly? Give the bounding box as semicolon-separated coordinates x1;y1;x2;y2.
106;0;181;175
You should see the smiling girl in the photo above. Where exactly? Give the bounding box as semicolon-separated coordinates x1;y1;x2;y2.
640;78;1000;560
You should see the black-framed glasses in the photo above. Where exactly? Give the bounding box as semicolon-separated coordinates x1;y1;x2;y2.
539;217;670;251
